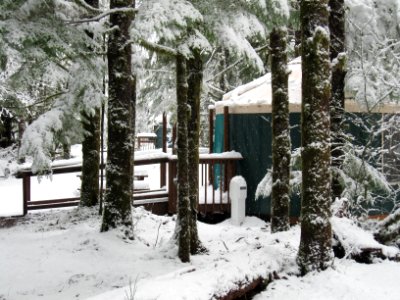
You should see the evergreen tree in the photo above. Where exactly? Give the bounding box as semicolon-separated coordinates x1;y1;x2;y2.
176;52;191;262
270;26;291;233
187;47;206;254
297;0;333;275
101;0;135;238
0;0;105;173
329;0;346;202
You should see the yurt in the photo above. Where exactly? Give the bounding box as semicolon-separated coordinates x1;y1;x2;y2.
213;57;400;219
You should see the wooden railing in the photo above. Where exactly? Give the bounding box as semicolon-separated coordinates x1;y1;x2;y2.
167;156;240;215
135;136;156;151
16;153;242;216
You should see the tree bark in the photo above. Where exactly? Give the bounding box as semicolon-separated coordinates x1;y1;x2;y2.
187;49;206;254
176;53;190;262
329;0;346;202
101;0;134;238
270;27;291;233
297;0;333;275
80;0;101;208
80;109;101;207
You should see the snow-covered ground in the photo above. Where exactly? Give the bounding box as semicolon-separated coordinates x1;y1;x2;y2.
254;259;400;300
0;207;295;300
1;207;400;300
1;145;400;300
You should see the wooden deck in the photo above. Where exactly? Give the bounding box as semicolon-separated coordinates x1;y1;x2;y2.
15;154;242;217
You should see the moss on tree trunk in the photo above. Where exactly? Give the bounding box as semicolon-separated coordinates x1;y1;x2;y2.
270;27;291;233
176;53;190;262
297;0;333;275
101;0;134;238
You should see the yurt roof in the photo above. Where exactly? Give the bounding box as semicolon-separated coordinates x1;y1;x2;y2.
215;57;400;115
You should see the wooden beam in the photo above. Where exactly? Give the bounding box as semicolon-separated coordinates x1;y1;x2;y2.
160;112;167;187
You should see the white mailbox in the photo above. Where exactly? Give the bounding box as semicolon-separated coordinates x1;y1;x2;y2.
230;176;247;226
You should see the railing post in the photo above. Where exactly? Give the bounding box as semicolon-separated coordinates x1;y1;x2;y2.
168;159;177;214
160;112;167;188
22;173;31;215
208;107;214;183
223;106;230;191
172;124;177;155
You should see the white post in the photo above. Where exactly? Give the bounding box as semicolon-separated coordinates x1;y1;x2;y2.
230;176;247;225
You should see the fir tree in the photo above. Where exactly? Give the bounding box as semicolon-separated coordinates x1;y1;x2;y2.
101;0;135;238
270;26;291;233
329;0;346;202
187;47;206;254
297;0;333;275
176;52;191;263
80;0;101;208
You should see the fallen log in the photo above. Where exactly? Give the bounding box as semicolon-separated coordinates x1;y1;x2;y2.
374;208;400;245
332;216;400;263
214;271;285;300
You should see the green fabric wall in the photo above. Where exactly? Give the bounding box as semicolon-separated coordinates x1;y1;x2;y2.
214;111;396;218
214;113;302;218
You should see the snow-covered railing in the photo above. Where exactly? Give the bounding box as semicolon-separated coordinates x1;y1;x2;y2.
167;152;243;215
15;151;243;216
135;133;157;151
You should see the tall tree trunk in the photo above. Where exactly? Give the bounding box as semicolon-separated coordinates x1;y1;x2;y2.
176;53;191;262
297;0;333;275
80;109;101;207
101;0;135;238
80;0;101;208
329;0;346;202
187;49;206;254
270;27;291;233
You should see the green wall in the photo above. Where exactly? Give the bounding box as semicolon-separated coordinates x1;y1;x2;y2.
214;113;302;218
214;111;397;218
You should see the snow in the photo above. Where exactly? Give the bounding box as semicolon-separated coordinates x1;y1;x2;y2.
136;132;157;138
254;259;400;300
331;216;399;257
199;151;242;160
218;54;400;113
1;186;400;300
219;57;302;108
2;147;400;300
1;207;399;300
0;207;298;300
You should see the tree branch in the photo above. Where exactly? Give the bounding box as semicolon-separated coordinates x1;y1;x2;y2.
137;39;178;57
206;44;269;82
72;0;103;13
66;7;138;24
